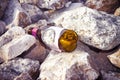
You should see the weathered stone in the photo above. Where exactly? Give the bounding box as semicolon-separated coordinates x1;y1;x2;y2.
19;0;38;5
0;27;25;48
0;34;36;61
14;72;33;80
21;40;47;63
37;42;99;80
0;21;6;36
24;19;47;33
0;58;40;80
3;0;31;29
21;3;43;23
114;7;120;16
37;0;69;10
101;71;120;80
0;0;8;19
107;48;120;68
85;0;119;13
51;4;120;50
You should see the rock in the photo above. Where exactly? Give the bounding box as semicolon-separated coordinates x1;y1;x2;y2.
19;0;38;5
85;0;119;13
21;3;43;23
114;7;120;16
37;42;99;80
101;71;120;80
0;0;8;19
107;48;120;68
51;4;120;50
3;0;31;29
21;40;47;64
37;0;69;10
14;72;33;80
0;34;36;61
0;21;6;36
0;58;40;80
0;27;25;48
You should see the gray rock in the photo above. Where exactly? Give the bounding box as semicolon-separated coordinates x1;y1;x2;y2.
0;0;8;19
0;34;36;61
3;0;31;29
37;0;69;10
101;71;120;80
37;42;99;80
21;40;47;64
85;0;119;13
21;3;43;23
0;58;40;80
51;4;120;50
0;21;6;36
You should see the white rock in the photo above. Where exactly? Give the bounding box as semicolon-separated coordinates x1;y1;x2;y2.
19;0;38;5
51;4;120;50
0;34;36;61
3;0;31;28
0;27;25;47
38;42;99;80
107;48;120;68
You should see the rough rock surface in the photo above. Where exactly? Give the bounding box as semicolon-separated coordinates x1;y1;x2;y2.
38;42;99;80
0;0;8;19
21;3;43;23
85;0;119;13
0;34;36;61
101;71;120;80
0;21;6;36
114;7;120;16
14;72;33;80
3;0;31;29
0;27;25;48
19;0;38;5
21;40;47;63
51;4;120;50
0;58;40;80
37;0;69;10
108;48;120;68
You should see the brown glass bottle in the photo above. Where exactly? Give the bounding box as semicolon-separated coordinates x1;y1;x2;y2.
28;26;78;52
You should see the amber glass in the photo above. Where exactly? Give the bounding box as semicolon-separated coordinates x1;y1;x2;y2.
59;30;78;52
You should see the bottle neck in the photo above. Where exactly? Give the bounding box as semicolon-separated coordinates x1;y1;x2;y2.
31;28;38;37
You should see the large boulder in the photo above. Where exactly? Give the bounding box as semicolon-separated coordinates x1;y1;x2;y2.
3;0;31;29
0;58;40;80
51;4;120;50
37;42;99;80
85;0;119;13
0;0;8;19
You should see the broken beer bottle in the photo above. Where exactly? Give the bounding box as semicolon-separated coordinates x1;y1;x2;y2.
28;26;78;52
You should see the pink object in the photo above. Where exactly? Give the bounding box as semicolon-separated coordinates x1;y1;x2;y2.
32;28;38;37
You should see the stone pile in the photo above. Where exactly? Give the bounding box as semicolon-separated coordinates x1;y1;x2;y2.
0;0;120;80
